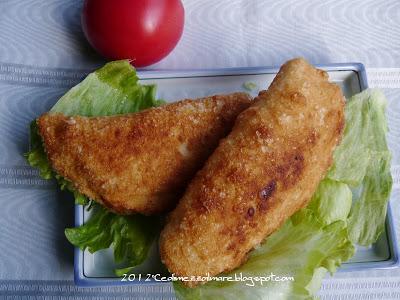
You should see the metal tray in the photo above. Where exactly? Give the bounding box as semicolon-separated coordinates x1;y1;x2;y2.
74;63;399;286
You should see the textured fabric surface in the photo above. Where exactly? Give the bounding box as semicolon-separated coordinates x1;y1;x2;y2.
0;0;399;299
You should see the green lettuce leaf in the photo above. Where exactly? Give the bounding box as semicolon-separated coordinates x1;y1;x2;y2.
65;205;160;275
25;60;164;272
327;94;371;186
308;179;352;225
25;121;53;180
327;89;392;245
347;152;392;245
50;60;163;116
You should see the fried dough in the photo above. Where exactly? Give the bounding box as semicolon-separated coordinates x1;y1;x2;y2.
37;93;251;215
159;58;345;286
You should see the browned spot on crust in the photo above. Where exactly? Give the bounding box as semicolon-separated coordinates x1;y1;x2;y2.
114;128;121;138
227;167;246;184
201;197;218;213
226;242;235;251
308;130;319;144
232;202;245;214
255;126;270;139
235;223;246;243
246;207;255;219
259;180;276;200
193;179;225;215
226;221;247;252
258;198;270;212
290;92;306;103
337;114;345;136
275;152;305;188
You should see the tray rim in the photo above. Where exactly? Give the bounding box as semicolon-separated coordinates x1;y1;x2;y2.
74;62;399;287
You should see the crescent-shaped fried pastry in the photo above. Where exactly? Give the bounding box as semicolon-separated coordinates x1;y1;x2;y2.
159;58;345;286
37;93;251;215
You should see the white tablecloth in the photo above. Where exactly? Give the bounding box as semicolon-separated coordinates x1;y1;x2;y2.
0;0;399;299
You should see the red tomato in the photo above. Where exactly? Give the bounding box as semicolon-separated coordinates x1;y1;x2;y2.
82;0;184;67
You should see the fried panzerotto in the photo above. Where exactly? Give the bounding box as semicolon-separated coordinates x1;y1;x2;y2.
37;93;251;215
159;58;345;286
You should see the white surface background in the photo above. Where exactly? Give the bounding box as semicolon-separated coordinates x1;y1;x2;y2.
0;0;399;299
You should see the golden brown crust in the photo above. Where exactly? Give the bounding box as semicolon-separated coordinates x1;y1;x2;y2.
37;93;251;215
159;58;346;287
